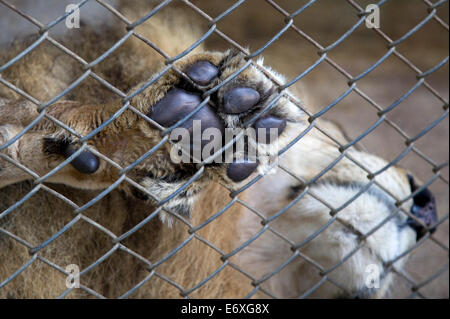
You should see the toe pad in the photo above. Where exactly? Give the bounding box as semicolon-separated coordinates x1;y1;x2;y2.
227;160;258;182
185;61;218;86
223;87;260;114
253;116;286;143
64;146;99;174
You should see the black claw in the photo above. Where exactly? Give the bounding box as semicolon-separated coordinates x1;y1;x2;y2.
223;87;260;114
253;116;286;143
227;160;258;182
64;146;99;174
185;61;218;86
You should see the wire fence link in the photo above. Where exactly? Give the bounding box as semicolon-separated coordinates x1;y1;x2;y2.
0;0;448;299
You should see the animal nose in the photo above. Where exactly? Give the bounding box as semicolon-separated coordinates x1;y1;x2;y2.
407;174;438;240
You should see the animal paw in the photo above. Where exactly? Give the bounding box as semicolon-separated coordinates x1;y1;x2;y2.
139;50;302;188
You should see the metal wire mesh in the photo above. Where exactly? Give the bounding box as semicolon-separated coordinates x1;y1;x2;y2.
0;0;448;299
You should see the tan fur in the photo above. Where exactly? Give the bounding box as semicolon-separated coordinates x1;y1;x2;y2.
0;1;419;298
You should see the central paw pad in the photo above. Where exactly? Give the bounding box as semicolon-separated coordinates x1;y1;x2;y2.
150;88;224;141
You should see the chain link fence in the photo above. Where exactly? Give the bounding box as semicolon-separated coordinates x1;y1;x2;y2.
0;0;448;298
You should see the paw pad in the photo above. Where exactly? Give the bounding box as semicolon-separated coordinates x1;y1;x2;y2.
223;87;260;114
253;116;286;143
227;160;258;182
64;146;99;174
146;55;290;184
185;60;218;86
149;88;225;155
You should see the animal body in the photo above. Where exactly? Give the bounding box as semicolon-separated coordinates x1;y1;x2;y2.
0;1;437;298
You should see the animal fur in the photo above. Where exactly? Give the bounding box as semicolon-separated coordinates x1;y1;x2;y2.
0;1;419;298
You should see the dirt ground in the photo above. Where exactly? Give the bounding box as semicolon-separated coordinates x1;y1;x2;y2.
0;0;448;298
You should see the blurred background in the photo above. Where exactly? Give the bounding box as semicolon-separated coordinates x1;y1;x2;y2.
0;0;448;298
